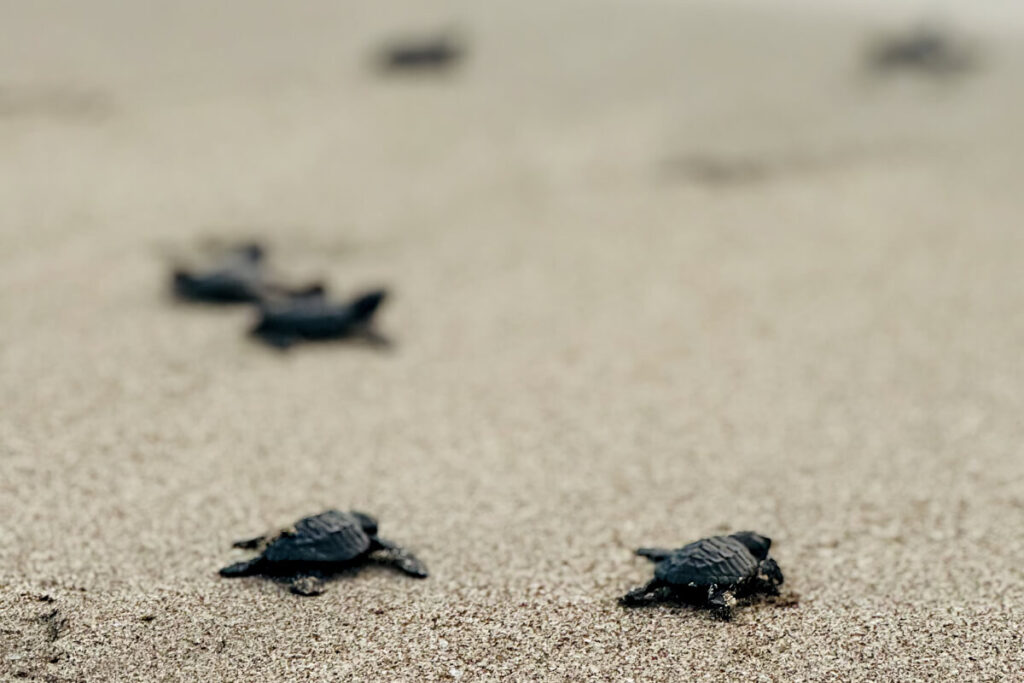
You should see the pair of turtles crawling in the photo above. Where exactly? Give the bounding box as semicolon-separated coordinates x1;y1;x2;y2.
221;510;785;619
172;243;388;349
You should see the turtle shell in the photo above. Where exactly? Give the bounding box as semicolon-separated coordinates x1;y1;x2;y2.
262;510;372;565
175;270;263;302
173;245;267;303
256;290;386;338
654;535;760;588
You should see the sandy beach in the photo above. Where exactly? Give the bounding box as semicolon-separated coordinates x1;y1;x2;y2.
2;1;1023;680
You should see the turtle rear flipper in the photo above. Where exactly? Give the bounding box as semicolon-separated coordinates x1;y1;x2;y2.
636;547;672;563
219;558;264;577
232;534;269;550
619;578;669;607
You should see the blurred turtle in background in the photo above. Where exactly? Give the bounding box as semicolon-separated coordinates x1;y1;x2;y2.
378;31;464;72
868;26;976;76
172;242;323;304
251;288;389;349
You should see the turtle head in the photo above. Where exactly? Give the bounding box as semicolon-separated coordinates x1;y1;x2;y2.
351;511;379;536
350;290;388;323
730;531;772;560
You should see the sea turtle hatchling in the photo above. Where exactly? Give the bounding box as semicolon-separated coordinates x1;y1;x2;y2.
620;531;784;619
868;27;975;76
219;510;428;595
172;242;323;304
251;288;389;349
378;32;464;72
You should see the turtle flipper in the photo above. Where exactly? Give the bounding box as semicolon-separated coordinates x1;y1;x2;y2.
289;575;327;596
232;534;268;550
219;558;264;577
619;579;668;607
357;328;393;349
253;330;298;349
707;586;736;621
389;551;429;578
371;537;429;578
636;547;672;563
756;557;784;594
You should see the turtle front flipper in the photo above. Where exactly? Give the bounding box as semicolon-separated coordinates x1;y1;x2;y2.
707;586;736;621
756;557;784;594
390;551;429;578
636;547;672;563
289;574;328;596
219;558;265;577
371;537;429;578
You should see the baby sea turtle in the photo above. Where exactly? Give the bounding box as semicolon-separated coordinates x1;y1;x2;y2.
379;33;464;72
868;27;975;76
172;243;268;303
220;510;428;596
251;288;389;349
172;243;323;304
620;531;783;620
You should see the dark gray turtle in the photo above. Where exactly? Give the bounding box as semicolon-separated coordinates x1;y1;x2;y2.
620;531;783;620
220;509;427;595
251;288;389;349
379;33;463;72
172;243;323;304
868;27;975;76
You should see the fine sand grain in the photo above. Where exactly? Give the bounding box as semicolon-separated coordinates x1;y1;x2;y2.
1;1;1023;680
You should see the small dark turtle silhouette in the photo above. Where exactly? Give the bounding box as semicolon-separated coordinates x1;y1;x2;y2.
220;510;427;596
172;243;267;303
869;27;975;75
379;33;463;72
620;531;783;620
251;288;389;349
172;243;324;304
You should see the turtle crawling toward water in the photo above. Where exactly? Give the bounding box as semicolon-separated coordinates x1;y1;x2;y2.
172;243;269;303
620;531;783;620
172;242;323;304
251;288;389;349
220;510;428;595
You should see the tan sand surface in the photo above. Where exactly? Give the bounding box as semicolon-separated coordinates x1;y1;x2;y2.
1;1;1023;680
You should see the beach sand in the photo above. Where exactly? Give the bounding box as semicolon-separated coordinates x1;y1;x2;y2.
1;1;1023;680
